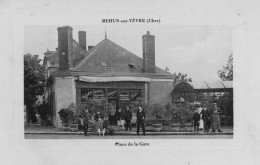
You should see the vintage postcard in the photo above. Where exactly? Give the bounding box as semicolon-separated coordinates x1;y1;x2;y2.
1;0;259;165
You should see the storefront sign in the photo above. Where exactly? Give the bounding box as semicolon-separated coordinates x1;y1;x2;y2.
107;89;117;97
120;92;130;101
93;89;105;100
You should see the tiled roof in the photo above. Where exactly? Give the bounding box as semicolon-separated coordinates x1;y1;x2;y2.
43;39;86;67
43;51;59;66
44;37;172;76
73;38;171;75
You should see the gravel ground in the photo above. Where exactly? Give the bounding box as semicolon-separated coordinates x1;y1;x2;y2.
25;134;233;139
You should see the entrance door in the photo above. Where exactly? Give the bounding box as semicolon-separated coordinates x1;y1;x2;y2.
108;99;117;125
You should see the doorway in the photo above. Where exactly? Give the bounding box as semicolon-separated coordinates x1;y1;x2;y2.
108;99;117;125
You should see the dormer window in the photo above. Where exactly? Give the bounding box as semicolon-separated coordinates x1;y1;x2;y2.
128;63;136;69
101;62;107;68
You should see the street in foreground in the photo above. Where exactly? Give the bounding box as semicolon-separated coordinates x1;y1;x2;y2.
25;134;233;139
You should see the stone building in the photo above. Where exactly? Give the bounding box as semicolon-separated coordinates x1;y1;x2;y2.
43;26;173;128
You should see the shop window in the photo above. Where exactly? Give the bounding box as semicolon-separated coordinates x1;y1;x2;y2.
81;89;105;105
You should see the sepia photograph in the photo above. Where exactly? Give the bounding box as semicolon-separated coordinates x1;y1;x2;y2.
24;25;233;139
3;0;260;164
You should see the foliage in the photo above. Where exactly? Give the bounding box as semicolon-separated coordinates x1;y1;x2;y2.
58;98;115;123
147;103;167;119
36;103;50;121
58;108;70;123
218;53;233;81
24;53;46;122
215;92;233;116
67;103;81;123
130;97;148;114
172;72;192;87
101;99;116;117
165;102;195;123
80;98;115;117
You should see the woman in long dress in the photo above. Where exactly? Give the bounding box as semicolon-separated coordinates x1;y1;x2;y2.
198;107;204;130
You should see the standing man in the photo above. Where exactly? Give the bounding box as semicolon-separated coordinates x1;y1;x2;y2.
116;107;125;130
211;103;222;132
124;106;132;131
201;105;210;132
136;106;146;135
82;108;90;136
193;108;200;133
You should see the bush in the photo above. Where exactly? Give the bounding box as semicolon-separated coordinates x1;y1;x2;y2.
58;108;70;123
130;97;148;115
36;103;50;121
147;103;166;119
58;99;115;124
80;98;115;117
165;101;195;123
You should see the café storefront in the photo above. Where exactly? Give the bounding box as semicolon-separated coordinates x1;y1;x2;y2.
76;79;146;111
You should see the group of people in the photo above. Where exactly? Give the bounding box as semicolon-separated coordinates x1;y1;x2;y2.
81;103;222;136
115;106;146;135
80;109;113;136
79;105;147;136
193;103;222;133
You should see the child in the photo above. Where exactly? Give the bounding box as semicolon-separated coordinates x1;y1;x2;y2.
193;109;200;133
103;116;112;136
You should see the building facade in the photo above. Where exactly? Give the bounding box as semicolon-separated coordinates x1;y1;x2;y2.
44;26;173;128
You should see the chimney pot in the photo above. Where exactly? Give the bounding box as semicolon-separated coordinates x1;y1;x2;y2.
57;26;73;70
78;31;87;50
142;31;155;73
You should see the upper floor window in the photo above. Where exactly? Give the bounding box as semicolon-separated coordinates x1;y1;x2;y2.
101;62;107;68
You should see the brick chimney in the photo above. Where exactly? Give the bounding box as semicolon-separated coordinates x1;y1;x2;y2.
78;31;86;50
57;26;73;70
142;31;155;73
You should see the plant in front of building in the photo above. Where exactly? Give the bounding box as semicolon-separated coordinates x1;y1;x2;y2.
66;103;81;132
101;98;115;117
165;101;195;131
147;103;167;132
24;53;46;124
58;103;82;131
67;103;81;123
130;97;148;112
172;72;192;87
148;103;166;119
58;108;70;130
81;98;100;117
36;103;51;123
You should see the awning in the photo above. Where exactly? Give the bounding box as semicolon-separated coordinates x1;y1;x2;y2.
79;76;151;82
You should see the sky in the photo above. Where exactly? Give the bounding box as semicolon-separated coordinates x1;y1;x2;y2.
24;25;232;82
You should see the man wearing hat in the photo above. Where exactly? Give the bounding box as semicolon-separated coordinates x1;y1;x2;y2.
136;106;146;135
211;103;222;132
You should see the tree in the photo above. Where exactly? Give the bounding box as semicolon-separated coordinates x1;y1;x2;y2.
24;54;46;123
218;53;233;81
172;72;192;87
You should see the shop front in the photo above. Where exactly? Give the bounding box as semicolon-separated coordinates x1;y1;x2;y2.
76;81;146;111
